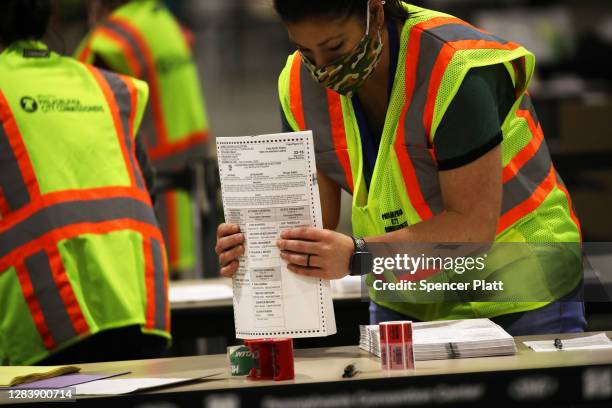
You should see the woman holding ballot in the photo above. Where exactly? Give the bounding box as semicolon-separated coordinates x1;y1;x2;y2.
216;0;585;335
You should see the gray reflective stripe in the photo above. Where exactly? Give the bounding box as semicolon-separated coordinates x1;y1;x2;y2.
100;21;160;148
0;120;30;211
151;238;167;330
97;70;145;190
0;197;158;259
519;95;540;127
25;251;76;345
426;24;509;45
154;195;169;244
299;60;351;191
501;139;552;214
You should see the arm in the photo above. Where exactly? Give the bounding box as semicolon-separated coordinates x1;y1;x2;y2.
277;148;502;278
368;145;501;244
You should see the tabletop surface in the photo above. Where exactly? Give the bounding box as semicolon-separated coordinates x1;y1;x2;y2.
59;331;612;395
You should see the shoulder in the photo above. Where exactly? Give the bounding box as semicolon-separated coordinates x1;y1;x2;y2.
278;52;301;103
278;52;300;85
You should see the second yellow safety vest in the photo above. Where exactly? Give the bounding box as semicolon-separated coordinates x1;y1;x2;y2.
76;0;210;273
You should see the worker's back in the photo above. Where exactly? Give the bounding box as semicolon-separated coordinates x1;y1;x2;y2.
0;39;170;366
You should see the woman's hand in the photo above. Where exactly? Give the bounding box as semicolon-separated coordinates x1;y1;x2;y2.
277;227;354;280
215;223;245;277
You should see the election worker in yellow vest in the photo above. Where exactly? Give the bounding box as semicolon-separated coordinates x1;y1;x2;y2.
216;0;586;336
0;0;170;366
76;0;210;275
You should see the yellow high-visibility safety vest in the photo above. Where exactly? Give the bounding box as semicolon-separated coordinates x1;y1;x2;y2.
279;4;582;321
0;40;170;365
76;0;210;273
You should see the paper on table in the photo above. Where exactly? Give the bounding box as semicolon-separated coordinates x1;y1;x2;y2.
169;283;233;303
75;378;191;395
74;369;221;396
524;333;612;352
217;131;336;339
11;372;130;389
0;366;80;387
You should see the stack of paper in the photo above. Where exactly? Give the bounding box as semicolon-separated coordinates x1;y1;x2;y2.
360;319;517;360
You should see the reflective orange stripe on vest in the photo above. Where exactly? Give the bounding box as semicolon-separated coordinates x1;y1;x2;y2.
143;235;169;331
424;25;522;142
15;247;89;350
496;96;580;235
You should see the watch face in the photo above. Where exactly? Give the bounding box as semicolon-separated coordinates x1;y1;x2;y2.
351;252;374;276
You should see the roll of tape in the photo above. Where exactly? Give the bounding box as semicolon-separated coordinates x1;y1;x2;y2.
228;345;258;376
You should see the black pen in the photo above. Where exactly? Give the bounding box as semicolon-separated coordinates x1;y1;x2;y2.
342;363;359;378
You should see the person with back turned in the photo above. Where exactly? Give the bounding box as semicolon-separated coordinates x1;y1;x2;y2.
0;0;170;365
77;0;211;278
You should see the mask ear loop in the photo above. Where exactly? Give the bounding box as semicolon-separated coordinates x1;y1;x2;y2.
365;1;371;35
366;0;386;37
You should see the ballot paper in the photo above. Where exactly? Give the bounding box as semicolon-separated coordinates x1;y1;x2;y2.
524;333;612;352
217;131;336;338
169;283;233;303
360;318;517;360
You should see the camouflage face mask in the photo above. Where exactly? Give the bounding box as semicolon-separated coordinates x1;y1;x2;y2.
300;3;383;97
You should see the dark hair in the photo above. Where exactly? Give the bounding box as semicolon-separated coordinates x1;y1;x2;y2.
0;0;52;45
273;0;410;23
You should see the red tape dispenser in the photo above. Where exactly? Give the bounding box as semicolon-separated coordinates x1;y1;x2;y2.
244;338;295;381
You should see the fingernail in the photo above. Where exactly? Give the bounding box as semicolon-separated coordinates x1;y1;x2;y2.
280;231;287;238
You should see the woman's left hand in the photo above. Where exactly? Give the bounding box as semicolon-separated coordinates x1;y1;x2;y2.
277;227;354;280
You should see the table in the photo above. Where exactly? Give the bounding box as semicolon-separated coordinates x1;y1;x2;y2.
3;332;612;407
170;279;369;355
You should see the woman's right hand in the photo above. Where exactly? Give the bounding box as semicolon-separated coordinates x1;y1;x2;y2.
215;223;245;277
